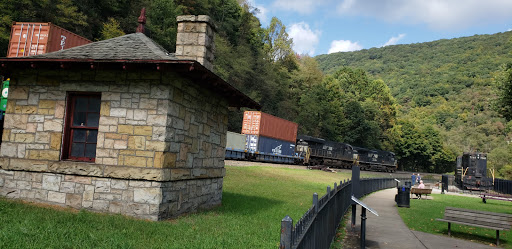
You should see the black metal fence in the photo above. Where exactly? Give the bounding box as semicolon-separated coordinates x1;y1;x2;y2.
492;178;512;195
450;176;512;195
280;177;406;249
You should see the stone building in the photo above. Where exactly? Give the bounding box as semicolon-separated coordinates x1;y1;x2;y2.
0;15;260;220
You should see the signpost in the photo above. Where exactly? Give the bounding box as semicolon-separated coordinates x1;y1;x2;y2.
351;196;379;249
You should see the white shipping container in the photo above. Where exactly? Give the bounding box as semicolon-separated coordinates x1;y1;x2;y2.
226;131;246;151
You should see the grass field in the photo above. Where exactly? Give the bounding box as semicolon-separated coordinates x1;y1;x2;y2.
0;165;375;248
398;194;512;248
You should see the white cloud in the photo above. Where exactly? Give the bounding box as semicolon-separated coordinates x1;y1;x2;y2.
328;40;363;53
247;1;269;24
337;0;512;31
288;22;321;56
382;34;406;47
272;0;325;14
254;5;268;24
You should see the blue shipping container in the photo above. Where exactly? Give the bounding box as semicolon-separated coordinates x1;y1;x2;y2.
246;135;296;157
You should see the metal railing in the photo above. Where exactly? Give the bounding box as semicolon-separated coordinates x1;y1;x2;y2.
280;177;407;249
492;178;512;195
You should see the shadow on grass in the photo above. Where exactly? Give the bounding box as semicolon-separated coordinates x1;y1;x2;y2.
220;191;284;215
439;229;507;246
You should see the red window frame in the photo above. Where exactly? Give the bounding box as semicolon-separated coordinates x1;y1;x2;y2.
62;92;101;162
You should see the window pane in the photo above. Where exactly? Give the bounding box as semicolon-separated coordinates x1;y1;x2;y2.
71;143;85;157
73;129;86;142
87;130;98;143
89;98;101;112
85;144;96;158
73;112;87;126
75;97;88;112
87;113;100;127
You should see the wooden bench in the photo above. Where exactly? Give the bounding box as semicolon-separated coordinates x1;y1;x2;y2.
436;207;512;246
410;188;432;199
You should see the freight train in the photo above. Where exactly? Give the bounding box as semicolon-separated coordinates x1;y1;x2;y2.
225;111;398;172
455;152;490;190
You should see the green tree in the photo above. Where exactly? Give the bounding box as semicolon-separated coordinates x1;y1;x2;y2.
390;120;455;173
500;164;512;179
296;80;344;140
488;143;512;179
100;18;125;40
493;63;512;121
325;67;397;147
263;17;294;63
146;0;181;52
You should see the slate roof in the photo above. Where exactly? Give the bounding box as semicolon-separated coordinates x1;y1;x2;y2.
23;33;176;61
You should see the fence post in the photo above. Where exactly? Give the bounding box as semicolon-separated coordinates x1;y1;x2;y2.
313;193;319;213
352;166;360;228
280;216;293;249
327;185;331;198
334;182;337;191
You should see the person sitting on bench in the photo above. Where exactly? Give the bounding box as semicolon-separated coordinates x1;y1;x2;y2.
415;180;425;199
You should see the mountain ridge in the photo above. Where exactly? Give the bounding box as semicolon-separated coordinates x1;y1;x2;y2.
315;31;512;171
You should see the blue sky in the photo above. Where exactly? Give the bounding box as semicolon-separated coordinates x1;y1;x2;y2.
248;0;512;56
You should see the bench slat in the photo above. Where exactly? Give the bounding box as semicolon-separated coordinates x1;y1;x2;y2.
442;217;510;229
445;211;510;227
445;212;510;222
444;211;510;224
436;218;510;231
445;207;512;219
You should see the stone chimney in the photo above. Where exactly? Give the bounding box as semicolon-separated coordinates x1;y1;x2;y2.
176;15;216;71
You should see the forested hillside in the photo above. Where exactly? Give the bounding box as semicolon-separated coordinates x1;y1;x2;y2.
316;32;512;176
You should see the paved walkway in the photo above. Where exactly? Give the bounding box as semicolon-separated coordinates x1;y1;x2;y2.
343;188;494;249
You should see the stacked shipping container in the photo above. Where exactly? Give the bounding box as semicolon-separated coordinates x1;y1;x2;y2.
241;111;298;142
241;111;299;158
7;22;91;57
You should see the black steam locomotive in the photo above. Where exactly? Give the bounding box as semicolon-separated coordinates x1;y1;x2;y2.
455;152;490;190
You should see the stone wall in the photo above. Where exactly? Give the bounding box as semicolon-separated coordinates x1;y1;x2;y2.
0;169;223;220
0;68;228;220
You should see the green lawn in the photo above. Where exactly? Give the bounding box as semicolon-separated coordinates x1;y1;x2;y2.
0;166;369;248
398;194;512;248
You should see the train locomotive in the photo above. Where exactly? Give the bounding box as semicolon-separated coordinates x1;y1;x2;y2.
297;135;397;172
455;152;490;190
225;111;398;172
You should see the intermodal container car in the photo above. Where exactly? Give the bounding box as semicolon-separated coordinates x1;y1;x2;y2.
241;111;298;143
246;135;296;157
7;22;91;57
